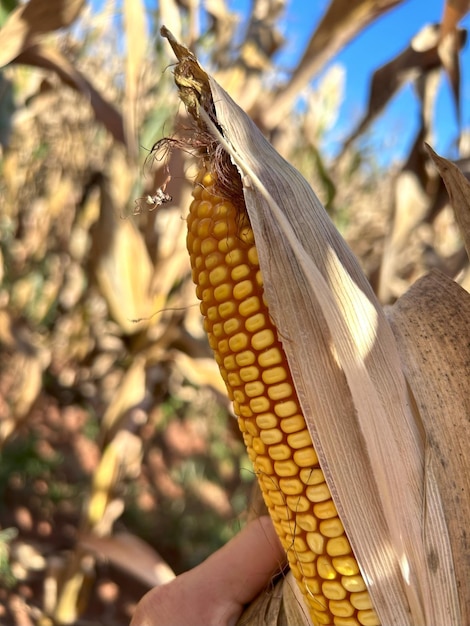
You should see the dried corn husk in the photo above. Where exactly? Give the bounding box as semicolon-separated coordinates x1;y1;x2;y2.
162;28;469;626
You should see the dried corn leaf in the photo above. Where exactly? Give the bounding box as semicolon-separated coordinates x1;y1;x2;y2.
388;270;470;624
441;0;470;39
79;531;175;588
426;144;470;262
377;166;430;303
92;178;156;335
14;43;125;144
123;0;147;159
342;24;465;151
0;313;48;443
163;29;464;625
205;0;238;63
159;0;183;44
437;27;464;122
0;348;44;442
173;352;228;396
262;0;403;129
101;355;147;434
88;431;142;532
53;554;94;625
0;0;84;67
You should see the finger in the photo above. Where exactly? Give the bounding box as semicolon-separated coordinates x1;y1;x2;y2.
130;516;285;626
199;514;285;607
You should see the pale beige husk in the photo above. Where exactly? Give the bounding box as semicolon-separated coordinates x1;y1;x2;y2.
162;28;469;626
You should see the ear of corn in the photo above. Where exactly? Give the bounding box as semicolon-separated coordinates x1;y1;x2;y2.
163;27;466;626
187;166;379;626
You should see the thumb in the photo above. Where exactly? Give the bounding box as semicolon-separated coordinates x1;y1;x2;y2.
130;515;285;626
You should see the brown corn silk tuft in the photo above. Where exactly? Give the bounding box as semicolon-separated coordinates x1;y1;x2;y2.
187;166;379;626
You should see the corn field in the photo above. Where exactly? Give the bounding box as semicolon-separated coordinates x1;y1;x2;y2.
0;1;469;625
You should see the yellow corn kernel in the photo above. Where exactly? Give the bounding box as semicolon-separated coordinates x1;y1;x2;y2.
342;575;367;593
225;248;244;265
209;265;229;285
357;610;380;626
350;591;374;611
227;372;242;387
187;168;377;626
279;413;305;431
294;447;320;467
252;329;275;350
314;499;338;519
262;366;287;385
268;491;287;508
213;283;232;302
258;346;283;367
322;580;347;601
252;437;266;455
223;353;236;369
231;264;251;280
219;301;237;318
235;350;255;366
267;382;293;401
255;413;278;429
286;534;309;553
296;549;317;564
249;396;270;413
245;313;266;333
269;444;293;461
285;494;311;512
334;619;362;626
311;609;331;626
279;519;295;535
300;467;325;485
316;555;337;580
238;295;260;316
223;317;242;335
255;456;273;475
274;504;294;522
333;557;360;577
306;531;326;555
228;332;249;352
239;365;259;382
288;429;318;451
306;483;332;503
320;518;345;538
259;428;283;445
296;513;318;532
327;536;352;557
218;236;237;253
330;599;355;618
279;477;304;496
274;459;299;476
233;279;254;300
297;561;317;579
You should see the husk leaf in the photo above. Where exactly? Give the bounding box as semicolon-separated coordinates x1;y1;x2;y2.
162;28;465;626
389;270;470;624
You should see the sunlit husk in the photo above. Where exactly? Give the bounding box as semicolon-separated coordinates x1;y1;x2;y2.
205;78;429;626
163;28;467;626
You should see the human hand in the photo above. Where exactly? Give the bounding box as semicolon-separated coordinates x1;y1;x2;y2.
130;515;285;626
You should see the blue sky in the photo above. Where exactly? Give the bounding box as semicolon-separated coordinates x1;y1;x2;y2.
229;0;470;165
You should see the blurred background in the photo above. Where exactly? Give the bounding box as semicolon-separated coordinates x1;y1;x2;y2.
0;0;469;624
